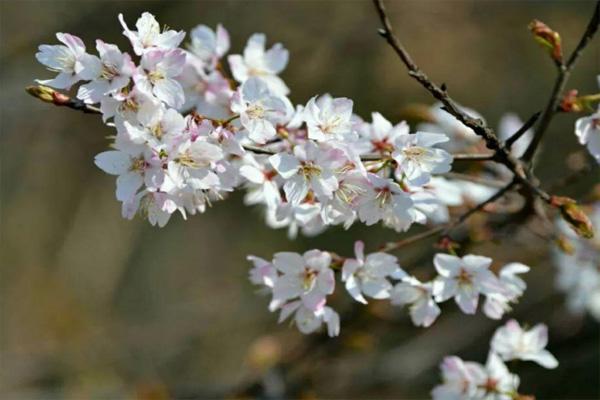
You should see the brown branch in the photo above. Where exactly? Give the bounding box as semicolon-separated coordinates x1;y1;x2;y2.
451;153;495;162
441;172;509;189
372;0;550;204
505;111;541;149
522;0;600;162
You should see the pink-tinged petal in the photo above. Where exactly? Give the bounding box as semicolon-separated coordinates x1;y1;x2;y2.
345;275;367;304
353;240;365;263
272;252;304;274
525;324;549;349
227;54;248;82
36;72;77;90
215;24;230;57
294;306;321;334
455;285;479;314
153;78;184;108
269;153;299;179
411;298;441;327
272;275;303;304
341;259;360;281
323;307;340;337
361;278;392;299
316;268;335;295
433;253;461;277
304;249;332;271
278;300;301;322
311;173;338;200
283;176;309;205
301;289;326;312
56;32;85;54
462;254;493;271
116;171;143;201
94;151;130;175
414;131;449;146
523;350;558;369
239;165;265;184
264;42;288;74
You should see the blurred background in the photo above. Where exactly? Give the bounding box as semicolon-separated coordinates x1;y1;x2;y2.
1;0;599;398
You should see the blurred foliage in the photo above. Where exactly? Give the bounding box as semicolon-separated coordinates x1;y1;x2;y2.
1;0;599;398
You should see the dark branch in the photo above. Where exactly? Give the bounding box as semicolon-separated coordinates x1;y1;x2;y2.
372;0;550;204
505;111;541;149
522;0;600;162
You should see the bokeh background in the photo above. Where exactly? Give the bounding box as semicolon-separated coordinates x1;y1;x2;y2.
1;0;599;399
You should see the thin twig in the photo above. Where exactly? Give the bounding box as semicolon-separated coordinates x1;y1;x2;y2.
505;111;541;149
372;0;550;204
451;153;495;161
441;172;510;189
522;1;600;163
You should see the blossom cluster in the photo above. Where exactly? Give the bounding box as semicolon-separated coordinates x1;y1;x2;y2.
35;12;459;234
249;242;529;336
553;201;600;320
432;319;558;400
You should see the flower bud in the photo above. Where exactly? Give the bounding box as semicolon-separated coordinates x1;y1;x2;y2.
528;20;563;64
25;85;55;103
550;196;594;239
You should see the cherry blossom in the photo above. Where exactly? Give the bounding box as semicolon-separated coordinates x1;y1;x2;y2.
269;141;345;204
188;24;230;69
355;112;409;155
390;276;440;327
392;131;452;186
118;12;185;56
432;254;504;314
35;33;93;89
231;77;292;144
483;262;529;320
431;356;487;400
357;174;414;232
303;94;356;142
76;40;135;104
135;48;187;108
341;241;405;304
490;319;559;369
278;301;340;337
228;33;289;96
270;250;335;313
248;255;277;288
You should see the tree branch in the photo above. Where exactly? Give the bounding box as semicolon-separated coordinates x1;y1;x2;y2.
505;111;541;149
522;0;600;162
372;0;549;204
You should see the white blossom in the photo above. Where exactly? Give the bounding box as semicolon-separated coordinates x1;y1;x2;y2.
432;254;503;315
390;276;440;327
303;95;356;142
490;319;559;369
228;33;289;96
341;241;405;304
231;77;292;144
118;12;185;56
35;33;94;89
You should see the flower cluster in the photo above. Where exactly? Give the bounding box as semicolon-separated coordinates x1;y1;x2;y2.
249;243;530;336
574;76;600;164
35;12;456;234
432;319;558;400
553;201;600;320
